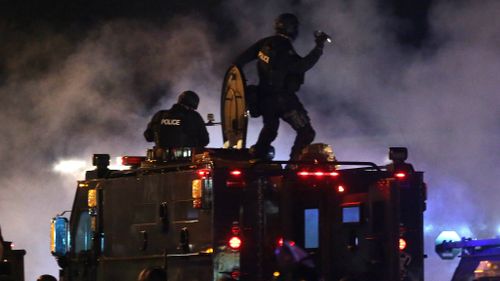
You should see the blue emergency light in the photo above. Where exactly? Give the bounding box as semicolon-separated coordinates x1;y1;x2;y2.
50;216;70;256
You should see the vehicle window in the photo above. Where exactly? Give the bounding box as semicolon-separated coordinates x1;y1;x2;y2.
74;211;92;252
304;208;319;248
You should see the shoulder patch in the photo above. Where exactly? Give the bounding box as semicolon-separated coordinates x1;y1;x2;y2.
258;51;270;63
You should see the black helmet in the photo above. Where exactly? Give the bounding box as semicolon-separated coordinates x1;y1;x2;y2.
178;90;199;109
274;13;299;40
37;275;57;281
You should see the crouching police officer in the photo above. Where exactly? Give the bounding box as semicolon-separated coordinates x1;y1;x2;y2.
144;91;209;155
234;13;329;161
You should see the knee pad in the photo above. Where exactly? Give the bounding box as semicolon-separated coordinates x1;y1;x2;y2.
283;110;311;131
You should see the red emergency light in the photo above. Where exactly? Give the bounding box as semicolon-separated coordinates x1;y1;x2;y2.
121;156;145;166
197;169;211;178
226;169;245;188
297;170;339;177
229;169;242;176
315;171;326;176
228;236;242;250
395;172;407;179
337;185;345;193
277;237;296;247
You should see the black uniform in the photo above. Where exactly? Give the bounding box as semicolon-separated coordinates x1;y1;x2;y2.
234;34;323;160
144;103;209;148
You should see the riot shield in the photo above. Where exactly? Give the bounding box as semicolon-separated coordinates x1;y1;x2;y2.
221;65;248;149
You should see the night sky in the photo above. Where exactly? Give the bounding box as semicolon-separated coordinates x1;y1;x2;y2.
1;1;499;280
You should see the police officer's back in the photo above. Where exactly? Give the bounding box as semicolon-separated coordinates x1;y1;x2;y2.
144;91;209;149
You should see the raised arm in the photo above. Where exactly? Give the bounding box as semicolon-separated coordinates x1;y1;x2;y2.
288;45;323;73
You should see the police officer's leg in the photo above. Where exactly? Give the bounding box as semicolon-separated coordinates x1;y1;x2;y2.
282;109;315;160
253;113;280;158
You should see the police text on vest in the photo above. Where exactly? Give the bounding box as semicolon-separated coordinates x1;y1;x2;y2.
161;119;181;126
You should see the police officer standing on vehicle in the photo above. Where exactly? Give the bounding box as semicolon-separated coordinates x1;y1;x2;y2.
234;13;329;161
144;91;209;150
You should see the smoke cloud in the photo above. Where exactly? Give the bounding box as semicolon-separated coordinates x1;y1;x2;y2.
0;15;228;279
0;1;498;280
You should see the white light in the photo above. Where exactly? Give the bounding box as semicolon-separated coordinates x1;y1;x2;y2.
108;157;127;170
53;159;87;174
437;230;461;242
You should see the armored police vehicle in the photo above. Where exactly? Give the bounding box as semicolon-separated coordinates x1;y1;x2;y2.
49;66;427;281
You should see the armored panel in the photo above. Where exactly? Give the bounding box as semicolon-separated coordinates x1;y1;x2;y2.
94;170;213;281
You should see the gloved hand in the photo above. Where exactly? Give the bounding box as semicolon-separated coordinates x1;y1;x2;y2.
314;31;330;49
